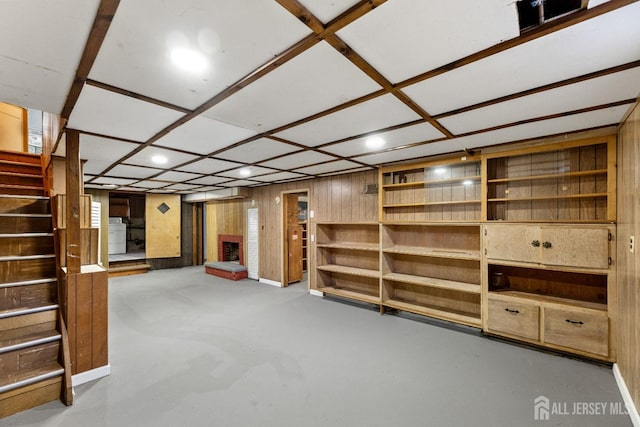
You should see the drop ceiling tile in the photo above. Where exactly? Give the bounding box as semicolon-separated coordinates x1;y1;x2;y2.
275;94;421;147
216;138;300;163
296;0;361;23
67;85;185;141
177;158;242;174
80;134;140;161
452;104;632;150
92;177;139;186
153;171;203;183
126;146;198;169
164;183;201;191
204;41;382;131
403;3;640;115
220;179;261;187
440;67;640;135
354;140;465;166
219;166;278;179
323;122;445;157
186;176;232;186
253;172;307;182
109;164;164;180
336;1;519;84
89;0;311;110
83;161;115;176
0;0;100;112
194;186;224;192
136;180;172;189
154;116;256;155
294;160;362;175
148;189;176;194
258;151;337;170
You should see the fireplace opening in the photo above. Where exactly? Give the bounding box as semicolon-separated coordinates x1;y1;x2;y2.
217;234;244;265
222;241;240;263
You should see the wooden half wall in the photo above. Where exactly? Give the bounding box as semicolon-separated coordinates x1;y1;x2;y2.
616;102;640;412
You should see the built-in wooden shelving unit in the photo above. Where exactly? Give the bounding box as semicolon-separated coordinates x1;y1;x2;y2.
310;135;617;362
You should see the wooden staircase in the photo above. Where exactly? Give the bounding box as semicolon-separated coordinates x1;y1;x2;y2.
0;151;72;418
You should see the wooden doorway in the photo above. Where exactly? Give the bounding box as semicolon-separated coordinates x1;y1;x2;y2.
282;190;308;287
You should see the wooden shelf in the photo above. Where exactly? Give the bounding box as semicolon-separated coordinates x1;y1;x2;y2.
317;264;380;279
383;199;481;208
488;193;607;202
489;290;607;312
487;169;607;184
318;287;379;305
383;273;480;294
383;299;481;327
383;175;481;189
316;242;379;251
383;245;480;261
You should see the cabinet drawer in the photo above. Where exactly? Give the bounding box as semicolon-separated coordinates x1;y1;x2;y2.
487;297;539;341
543;307;608;357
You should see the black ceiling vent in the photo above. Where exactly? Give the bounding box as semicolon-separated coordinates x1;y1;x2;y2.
517;0;584;32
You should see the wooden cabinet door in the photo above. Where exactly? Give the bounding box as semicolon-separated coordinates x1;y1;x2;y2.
146;194;181;258
484;224;540;263
288;225;303;283
539;227;609;269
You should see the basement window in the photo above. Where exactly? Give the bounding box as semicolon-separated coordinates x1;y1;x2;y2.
517;0;585;32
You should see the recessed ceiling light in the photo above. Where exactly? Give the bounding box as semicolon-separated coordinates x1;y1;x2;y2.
365;136;385;150
171;48;207;72
151;155;168;165
239;168;252;177
462;180;473;186
104;184;118;189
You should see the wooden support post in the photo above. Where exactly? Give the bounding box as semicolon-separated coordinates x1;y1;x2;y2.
65;129;81;274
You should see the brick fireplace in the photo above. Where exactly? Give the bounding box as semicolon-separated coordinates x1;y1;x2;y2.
218;235;244;265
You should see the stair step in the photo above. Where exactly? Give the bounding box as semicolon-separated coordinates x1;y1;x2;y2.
0;330;61;355
0;307;57;337
0;214;52;234
0;255;57;283
0;234;54;258
0;305;59;320
109;263;152;277
0;151;41;165
0;185;44;196
0;363;63;394
0;277;56;289
0;254;55;262
0;172;42;187
0;195;50;215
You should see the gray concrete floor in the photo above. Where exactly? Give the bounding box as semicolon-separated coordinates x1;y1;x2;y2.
4;266;632;427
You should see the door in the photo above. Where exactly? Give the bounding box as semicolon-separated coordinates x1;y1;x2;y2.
283;193;302;285
145;194;181;258
484;224;540;263
247;207;259;280
288;225;303;283
539;227;609;269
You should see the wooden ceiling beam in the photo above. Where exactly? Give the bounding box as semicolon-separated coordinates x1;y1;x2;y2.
85;79;191;114
60;0;120;119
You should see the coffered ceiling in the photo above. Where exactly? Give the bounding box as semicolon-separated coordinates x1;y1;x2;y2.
1;0;639;194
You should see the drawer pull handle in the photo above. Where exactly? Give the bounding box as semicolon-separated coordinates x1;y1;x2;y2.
565;319;584;325
542;241;553;249
531;240;540;247
504;308;520;314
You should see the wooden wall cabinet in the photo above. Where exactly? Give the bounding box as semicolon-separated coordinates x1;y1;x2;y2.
483;223;615;360
314;222;380;305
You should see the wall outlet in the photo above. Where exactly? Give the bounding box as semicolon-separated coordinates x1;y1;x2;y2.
630;235;635;253
310;234;315;242
309;210;314;218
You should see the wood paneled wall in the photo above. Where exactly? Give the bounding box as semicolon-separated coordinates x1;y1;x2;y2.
0;102;27;152
250;169;378;283
616;102;640;411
